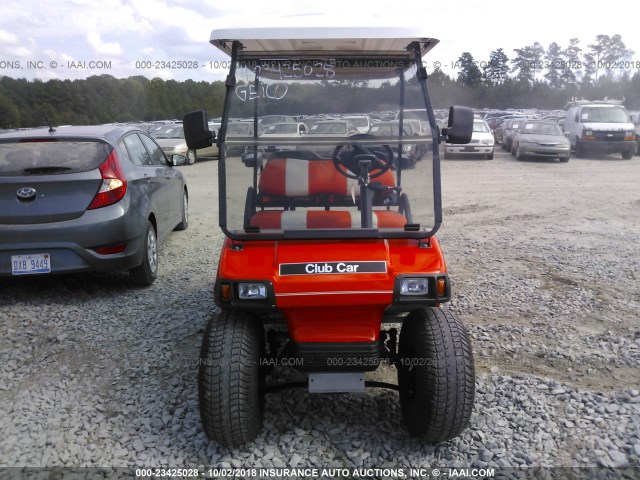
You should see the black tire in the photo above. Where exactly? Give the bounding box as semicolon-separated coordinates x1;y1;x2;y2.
397;307;475;442
186;149;197;165
515;145;523;161
575;141;585;158
486;151;494;160
199;309;265;447
129;221;158;286
622;150;633;160
559;156;570;163
174;189;189;231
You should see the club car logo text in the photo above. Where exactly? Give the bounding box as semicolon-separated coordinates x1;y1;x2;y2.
279;261;386;276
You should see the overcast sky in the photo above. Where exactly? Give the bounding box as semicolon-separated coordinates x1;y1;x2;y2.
1;0;638;83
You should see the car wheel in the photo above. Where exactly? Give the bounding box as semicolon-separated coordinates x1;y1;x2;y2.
174;189;189;231
559;156;570;163
397;307;475;442
515;145;523;160
199;309;265;447
186;149;197;165
510;143;516;156
129;220;158;286
622;150;633;160
575;141;585;158
486;151;494;160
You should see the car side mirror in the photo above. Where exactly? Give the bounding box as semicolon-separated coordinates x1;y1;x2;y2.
169;154;187;166
442;106;474;144
183;110;216;149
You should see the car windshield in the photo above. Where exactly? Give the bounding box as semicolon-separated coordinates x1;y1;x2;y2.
522;122;562;135
473;121;490;133
369;124;410;136
156;126;185;139
0;140;112;176
344;117;369;127
581;106;630;123
264;124;298;134
226;123;254;135
220;42;437;240
308;123;347;134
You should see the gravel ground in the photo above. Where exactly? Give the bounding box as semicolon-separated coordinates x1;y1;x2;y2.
1;148;639;476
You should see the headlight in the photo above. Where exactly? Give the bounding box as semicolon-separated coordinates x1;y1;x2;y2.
238;283;267;300
400;278;428;296
403;145;412;152
481;139;494;146
624;131;635;141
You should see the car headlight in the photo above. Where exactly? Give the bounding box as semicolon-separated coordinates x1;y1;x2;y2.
624;131;635;141
481;139;494;146
238;282;268;300
400;278;429;296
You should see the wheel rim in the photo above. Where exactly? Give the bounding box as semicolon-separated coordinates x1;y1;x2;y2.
147;228;158;274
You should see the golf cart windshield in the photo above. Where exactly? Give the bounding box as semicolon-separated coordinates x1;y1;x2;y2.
213;27;443;240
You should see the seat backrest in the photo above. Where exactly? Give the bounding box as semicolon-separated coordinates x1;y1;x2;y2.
258;157;395;198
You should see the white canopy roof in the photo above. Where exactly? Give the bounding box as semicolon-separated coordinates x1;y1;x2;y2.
210;27;439;58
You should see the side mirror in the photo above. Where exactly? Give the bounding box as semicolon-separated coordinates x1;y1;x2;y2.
442;106;474;144
183;110;216;149
169;154;187;166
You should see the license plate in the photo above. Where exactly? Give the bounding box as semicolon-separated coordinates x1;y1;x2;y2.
463;146;476;152
11;254;51;275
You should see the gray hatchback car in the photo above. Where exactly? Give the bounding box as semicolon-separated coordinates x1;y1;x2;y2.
0;125;188;285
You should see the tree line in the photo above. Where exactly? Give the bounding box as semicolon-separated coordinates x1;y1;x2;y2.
1;34;638;129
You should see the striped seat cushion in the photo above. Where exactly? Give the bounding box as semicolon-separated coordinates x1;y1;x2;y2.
250;210;407;229
258;158;395;197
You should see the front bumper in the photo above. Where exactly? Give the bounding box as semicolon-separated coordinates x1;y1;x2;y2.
518;144;570;159
577;139;635;155
445;144;494;155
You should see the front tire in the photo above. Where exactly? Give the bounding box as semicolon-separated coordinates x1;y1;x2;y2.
186;149;197;165
397;307;475;442
575;140;585;158
199;310;265;447
515;145;523;160
129;221;158;286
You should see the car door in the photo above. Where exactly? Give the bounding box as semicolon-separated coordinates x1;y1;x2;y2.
122;133;171;235
139;133;183;236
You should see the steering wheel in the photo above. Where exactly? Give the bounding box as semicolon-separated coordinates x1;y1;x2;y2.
331;134;394;180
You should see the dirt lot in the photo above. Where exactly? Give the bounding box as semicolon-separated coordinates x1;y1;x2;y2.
1;144;639;469
178;146;640;393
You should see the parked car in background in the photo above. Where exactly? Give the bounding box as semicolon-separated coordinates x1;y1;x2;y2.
224;122;255;157
502;118;526;152
445;118;494;159
342;114;372;134
260;122;308;153
0;125;188;285
306;119;359;156
368;120;418;169
511;121;570;162
493;118;506;145
564;100;635;159
258;115;297;134
154;125;218;165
